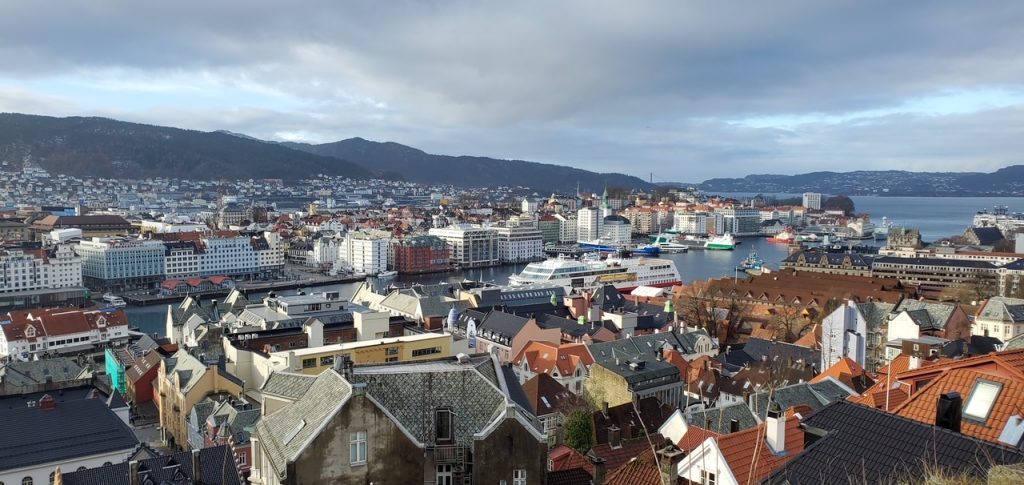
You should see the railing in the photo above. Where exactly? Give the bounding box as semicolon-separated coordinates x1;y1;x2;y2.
432;444;467;464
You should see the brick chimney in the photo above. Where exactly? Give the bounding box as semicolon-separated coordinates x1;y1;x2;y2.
589;455;607;485
39;394;56;411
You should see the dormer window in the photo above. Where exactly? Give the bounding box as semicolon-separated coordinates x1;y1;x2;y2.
25;326;35;338
435;408;454;443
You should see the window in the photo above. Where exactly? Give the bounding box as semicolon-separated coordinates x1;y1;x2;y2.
964;379;1003;422
237;453;247;465
385;346;399;355
435;408;454;443
48;473;54;485
513;469;527;485
436;464;454;485
22;478;32;485
320;356;334;366
700;470;717;485
349;431;367;465
302;358;316;369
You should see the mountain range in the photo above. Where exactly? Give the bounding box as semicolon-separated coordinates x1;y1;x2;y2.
0;113;652;192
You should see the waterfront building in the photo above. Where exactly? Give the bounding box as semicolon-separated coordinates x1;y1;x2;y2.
428;224;499;268
0;243;83;295
714;206;762;236
495;222;544;263
249;355;546;485
163;240;202;279
537;214;561;244
555;213;577;243
973;296;1024;341
871;256;999;294
0;396;139;485
76;237;167;291
802;192;822;210
0;307;129;360
339;230;390;275
673;211;709;235
600;214;633;246
311;236;340;268
390;235;452;274
576;206;601;242
781;249;874;277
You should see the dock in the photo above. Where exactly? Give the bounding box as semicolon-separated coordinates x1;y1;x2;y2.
121;275;367;306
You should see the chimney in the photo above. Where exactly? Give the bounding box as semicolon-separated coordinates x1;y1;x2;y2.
765;402;786;455
128;461;141;485
589;455;607;485
39;394;56;411
936;392;963;433
909;355;921;370
608;425;622;448
729;418;740;433
191;449;201;483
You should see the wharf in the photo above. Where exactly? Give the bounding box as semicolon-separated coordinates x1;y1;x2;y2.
122;275;366;306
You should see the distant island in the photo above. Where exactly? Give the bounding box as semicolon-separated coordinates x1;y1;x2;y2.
699;168;1024;197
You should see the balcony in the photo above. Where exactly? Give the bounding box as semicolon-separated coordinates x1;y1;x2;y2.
432;444;468;465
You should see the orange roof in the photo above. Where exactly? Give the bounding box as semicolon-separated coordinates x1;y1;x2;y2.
810;356;868;384
512;341;594;377
888;349;1024;445
604;458;662;485
548;445;593;475
793;324;821;349
716;417;803;485
677;425;720;453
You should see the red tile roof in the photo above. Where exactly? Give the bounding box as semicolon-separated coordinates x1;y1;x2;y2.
513;341;594;377
0;307;128;341
590;438;658;475
548;445;593;475
715;415;803;485
604;458;663;485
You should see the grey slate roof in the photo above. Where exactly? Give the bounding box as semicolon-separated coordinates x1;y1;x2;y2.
855;301;895;330
0;398;139;472
59;444;242;485
749;381;851;420
717;338;819;373
259;371;318;399
685;402;758;434
588;336;681;387
978;296;1024;323
894;299;958;331
351;356;508;445
0;357;87;386
767;401;1024;485
1006;333;1024;351
254;369;352;477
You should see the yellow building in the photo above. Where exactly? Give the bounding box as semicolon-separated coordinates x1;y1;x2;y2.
156;349;244;450
277;332;453;375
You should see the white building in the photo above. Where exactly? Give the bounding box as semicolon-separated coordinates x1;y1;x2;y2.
428;224;499;268
556;213;577;243
821;301;868;371
199;233;260;276
164;240;202;279
521;198;538;214
803;192;822;210
0;244;82;294
339;231;390;275
576;207;601;242
601;215;633;246
75;237;167;291
673;211;709;235
495;224;544;263
0;307;130;360
312;236;340;268
714;207;762;236
974;296;1024;341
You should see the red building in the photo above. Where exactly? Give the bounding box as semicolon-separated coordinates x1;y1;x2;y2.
390;235;451;274
126;349;164;404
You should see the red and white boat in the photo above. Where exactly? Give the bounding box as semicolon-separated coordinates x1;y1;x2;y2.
767;228;796;243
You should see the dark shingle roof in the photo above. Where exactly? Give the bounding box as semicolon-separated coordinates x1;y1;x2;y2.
547;468;593;485
767;401;1024;485
717;338;819;373
60;444;242;485
0;398;139;472
685;402;758;434
874;256;998;269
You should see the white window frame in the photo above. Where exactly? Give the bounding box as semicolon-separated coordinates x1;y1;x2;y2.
349;430;367;465
700;469;717;485
513;469;527;485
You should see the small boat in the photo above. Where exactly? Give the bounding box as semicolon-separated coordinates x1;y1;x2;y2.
376;270;398;279
101;293;127;308
650;234;690;253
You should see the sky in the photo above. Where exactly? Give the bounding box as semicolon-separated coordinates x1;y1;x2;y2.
2;1;1024;183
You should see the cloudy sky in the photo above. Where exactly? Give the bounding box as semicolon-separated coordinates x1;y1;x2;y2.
2;1;1023;182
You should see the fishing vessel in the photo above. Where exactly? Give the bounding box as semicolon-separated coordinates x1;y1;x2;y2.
736;252;768;275
705;234;736;250
650;234;690;253
509;253;681;291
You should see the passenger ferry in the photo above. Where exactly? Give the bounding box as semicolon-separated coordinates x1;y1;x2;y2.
705;234;736;250
650;234;690;253
509;253;681;292
101;293;127;308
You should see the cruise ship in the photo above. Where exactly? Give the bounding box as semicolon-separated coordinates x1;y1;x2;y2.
509;253;681;292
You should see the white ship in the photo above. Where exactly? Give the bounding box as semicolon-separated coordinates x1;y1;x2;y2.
509;253;681;292
102;293;127;308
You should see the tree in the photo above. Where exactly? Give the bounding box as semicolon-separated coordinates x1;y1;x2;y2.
823;195;856;215
771;305;811;342
563;409;594;453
